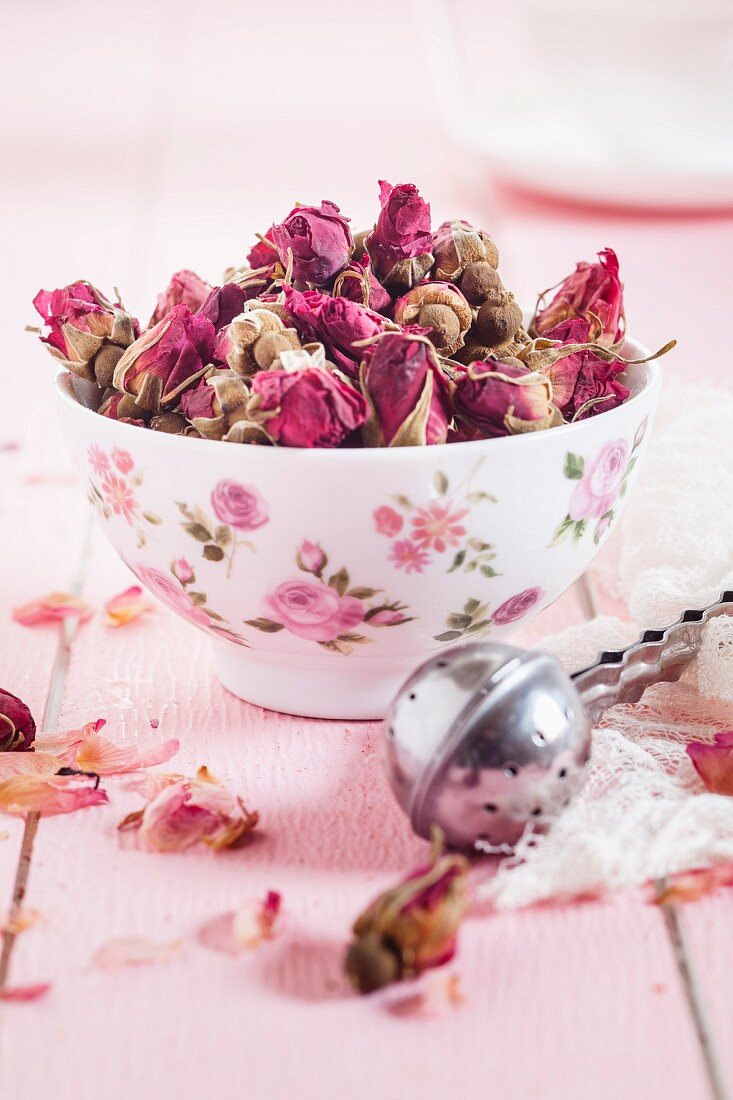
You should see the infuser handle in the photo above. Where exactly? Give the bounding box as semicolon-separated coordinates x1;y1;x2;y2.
570;591;733;724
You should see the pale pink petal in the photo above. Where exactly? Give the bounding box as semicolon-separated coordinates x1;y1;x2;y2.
92;935;180;970
0;753;61;779
74;730;179;776
0;774;108;816
0;907;43;935
12;592;93;627
0;982;51;1002
656;864;733;905
687;731;733;796
104;585;153;628
34;718;106;756
232;891;282;950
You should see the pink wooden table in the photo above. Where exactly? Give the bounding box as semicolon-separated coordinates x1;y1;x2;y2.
2;3;733;1097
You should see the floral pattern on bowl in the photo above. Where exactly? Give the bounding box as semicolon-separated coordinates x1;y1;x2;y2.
86;444;161;548
434;586;546;643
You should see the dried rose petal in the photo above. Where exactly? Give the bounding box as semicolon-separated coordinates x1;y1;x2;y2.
0;752;59;778
12;593;93;628
104;585;153;628
366;181;433;292
535;249;624;347
232;891;282;949
0;907;43;936
93;936;180;969
332;254;391;313
32;281;138;385
272;201;353;286
249;362;367;448
0;689;36;752
118;765;258;852
538;317;630;421
196;283;251;330
75;729;179;776
246;226;278;270
655;864;733;905
150;269;213;327
284;287;391;378
33;717;105;756
360;332;452;447
454;360;556;437
0;773;108;816
0;982;51;1003
687;730;733;796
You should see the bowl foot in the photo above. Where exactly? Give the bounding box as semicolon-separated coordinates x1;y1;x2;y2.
211;643;419;720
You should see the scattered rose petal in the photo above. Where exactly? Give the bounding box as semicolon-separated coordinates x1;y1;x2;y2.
33;718;105;756
75;729;179;776
93;935;180;970
0;752;60;779
0;982;51;1002
0;774;108;817
389;973;466;1018
687;731;733;796
655;864;733;905
104;586;153;628
1;907;43;936
12;593;92;628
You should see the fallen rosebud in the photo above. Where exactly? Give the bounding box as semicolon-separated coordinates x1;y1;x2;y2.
454;359;557;437
32;281;138;387
284;286;392;378
0;689;36;752
534;248;624;347
393;282;472;357
366;181;433;292
432;219;499;281
113;303;215;413
345;830;471;994
272;200;353;286
332;254;391;313
149;269;212;327
104;585;152;627
12;592;93;628
118;764;259;852
687;730;733;796
360;332;453;446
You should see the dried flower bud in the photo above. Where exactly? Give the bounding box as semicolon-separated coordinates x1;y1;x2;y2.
432;219;499;281
366;181;433;292
150;412;189;434
0;689;36;752
360;333;453;447
474;292;524;351
216;308;301;377
533;317;630;421
459;261;503;307
33;281;138;386
150;269;212;327
271;201;354;287
393;282;472;357
283;286;393;378
345;830;470;994
99;392;149;422
196;283;251;331
534;248;624;347
113;304;215;413
248;358;367;448
246;227;278;270
179;370;250;441
454;360;557;437
332;254;391;314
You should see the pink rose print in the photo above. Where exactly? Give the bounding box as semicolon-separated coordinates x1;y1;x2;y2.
136;564;210;628
491;586;545;625
171;557;194;584
265;579;365;643
101;471;137;525
211;480;269;531
569;440;628;521
369;608;407;626
411;504;468;553
112;447;134;475
297;540;326;574
88;444;109;478
373;505;404;538
389;539;431;574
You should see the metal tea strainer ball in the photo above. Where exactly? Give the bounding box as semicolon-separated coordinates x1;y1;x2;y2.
384;592;733;853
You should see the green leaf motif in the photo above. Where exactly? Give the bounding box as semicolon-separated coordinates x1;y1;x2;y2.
347;587;379;600
448;549;466;573
203;544;225;562
434;630;462;642
466;491;497;504
464;598;481;615
564;453;585;480
143;512;162;525
433;470;449;495
245;617;284;633
465;619;491;635
215;525;232;547
447;613;472;630
188;591;207;606
572;520;587;544
183;522;211;543
328;567;350;596
204;609;225;622
480;564;499;578
549;515;574;547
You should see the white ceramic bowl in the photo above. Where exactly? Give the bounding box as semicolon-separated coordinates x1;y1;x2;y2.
55;338;660;718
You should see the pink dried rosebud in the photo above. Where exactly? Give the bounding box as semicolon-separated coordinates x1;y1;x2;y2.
197;283;251;331
366;181;433;292
360;333;453;447
393;282;472;357
179;370;253;441
271;201;354;287
218;305;301;377
537;317;630;421
33;281;138;387
248;355;367;448
432;219;499;281
454;360;556;437
246;226;278;269
113;303;215;413
534;248;624;347
149;269;212;327
332;254;391;314
283;287;391;378
296;540;327;575
118;765;259;852
0;689;36;752
687;730;733;796
345;830;470;994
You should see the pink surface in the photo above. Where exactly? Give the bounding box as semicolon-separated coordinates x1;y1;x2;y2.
2;3;733;1097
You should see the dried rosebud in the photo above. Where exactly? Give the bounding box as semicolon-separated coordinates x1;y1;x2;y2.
474;291;524;352
0;689;36;752
246;226;278;270
150;412;189;434
345;831;470;994
459;261;504;307
33;281;138;386
248;354;367;448
534;248;624;347
216;307;301;377
332;254;392;313
149;269;212;327
454;360;557;437
179;370;250;441
360;333;453;447
538;317;630;420
196;283;251;330
113;304;215;413
284;287;392;378
98;392;149;422
366;181;433;292
271;201;354;287
432;219;499;281
393;282;472;357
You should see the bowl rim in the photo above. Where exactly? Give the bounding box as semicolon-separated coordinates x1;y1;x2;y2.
54;334;661;464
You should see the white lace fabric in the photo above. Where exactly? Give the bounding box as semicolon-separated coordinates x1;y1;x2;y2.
483;386;733;909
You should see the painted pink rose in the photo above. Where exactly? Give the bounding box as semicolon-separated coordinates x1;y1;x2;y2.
112;448;133;475
297;540;326;574
265;579;364;642
136;565;210;628
491;587;545;625
569;440;628;521
210;480;269;531
373;505;403;538
171;557;194;584
369;609;406;626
